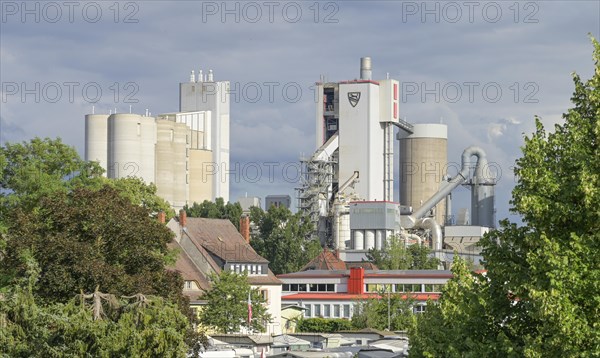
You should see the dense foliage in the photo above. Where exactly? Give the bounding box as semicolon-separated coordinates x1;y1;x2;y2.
0;258;190;357
184;198;243;229
0;137;199;354
366;235;440;270
352;293;416;332
296;318;353;333
249;205;322;274
198;270;271;334
2;185;185;306
409;37;600;357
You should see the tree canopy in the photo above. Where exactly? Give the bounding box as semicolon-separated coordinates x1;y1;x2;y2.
409;37;600;357
2;185;185;307
0;257;190;357
184;198;243;229
198;270;271;334
249;205;322;275
366;235;440;270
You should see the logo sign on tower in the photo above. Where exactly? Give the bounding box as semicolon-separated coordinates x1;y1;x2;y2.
348;92;361;107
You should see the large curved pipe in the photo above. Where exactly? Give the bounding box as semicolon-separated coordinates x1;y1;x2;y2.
414;218;443;251
406;146;489;226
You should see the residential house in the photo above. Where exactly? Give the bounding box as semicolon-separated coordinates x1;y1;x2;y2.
166;210;282;335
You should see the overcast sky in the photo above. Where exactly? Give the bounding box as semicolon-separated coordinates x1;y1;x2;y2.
1;1;598;223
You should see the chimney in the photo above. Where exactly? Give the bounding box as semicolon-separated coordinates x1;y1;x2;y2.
157;211;166;224
179;209;187;228
240;215;250;244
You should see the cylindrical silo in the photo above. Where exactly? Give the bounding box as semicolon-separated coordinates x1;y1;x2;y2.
353;230;364;250
398;124;448;226
107;113;156;184
375;230;384;250
85;114;109;175
155;119;188;210
332;202;351;250
365;229;375;250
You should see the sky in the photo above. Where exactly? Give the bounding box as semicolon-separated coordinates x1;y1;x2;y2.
1;0;599;224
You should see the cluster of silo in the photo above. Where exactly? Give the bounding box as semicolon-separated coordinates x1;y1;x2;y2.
85;113;156;184
345;201;399;260
398;124;448;225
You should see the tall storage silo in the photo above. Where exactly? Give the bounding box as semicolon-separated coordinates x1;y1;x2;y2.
107;113;156;184
398;124;448;226
85;114;109;174
155;119;189;210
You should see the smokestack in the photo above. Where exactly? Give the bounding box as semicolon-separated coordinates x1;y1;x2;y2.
179;209;187;228
190;70;195;82
157;211;166;224
208;69;214;82
240;215;250;244
360;57;372;80
198;70;203;83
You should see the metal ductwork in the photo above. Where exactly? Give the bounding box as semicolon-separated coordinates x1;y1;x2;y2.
402;146;491;228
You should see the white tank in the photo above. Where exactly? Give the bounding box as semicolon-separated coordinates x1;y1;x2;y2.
353;230;364;250
365;230;375;250
85;114;109;174
332;203;350;250
375;230;384;250
107;113;156;184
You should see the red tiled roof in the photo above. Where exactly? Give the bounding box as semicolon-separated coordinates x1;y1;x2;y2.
301;249;347;271
281;292;441;301
167;241;211;292
183;218;268;263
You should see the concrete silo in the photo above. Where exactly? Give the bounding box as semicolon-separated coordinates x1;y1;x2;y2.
84;114;109;174
398;124;448;226
155;118;189;210
107;113;156;184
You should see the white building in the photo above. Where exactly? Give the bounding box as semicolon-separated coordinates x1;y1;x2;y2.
278;267;452;319
166;212;282;336
298;57;406;242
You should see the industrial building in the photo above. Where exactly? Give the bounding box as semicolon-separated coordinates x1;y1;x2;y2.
265;195;292;210
298;57;496;266
84;69;230;209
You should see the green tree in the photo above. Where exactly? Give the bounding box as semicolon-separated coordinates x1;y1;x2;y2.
351;290;416;331
106;177;175;219
1;185;185;308
249;205;322;274
0;258;191;358
366;235;440;270
184;198;243;229
296;318;353;333
198;270;271;334
409;37;600;357
0;137;102;214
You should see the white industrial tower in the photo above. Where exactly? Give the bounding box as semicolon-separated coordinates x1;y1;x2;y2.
298;57;413;243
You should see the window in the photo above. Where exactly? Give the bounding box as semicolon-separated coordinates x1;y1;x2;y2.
185;281;192;289
305;304;312;317
343;304;350;318
424;284;443;292
414;305;427;314
235;264;240;273
334;305;340;318
257;265;262;275
283;284;290;292
298;284;307;292
309;284;335;292
314;304;321;317
252;265;257;274
395;284;404;292
323;305;330;317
